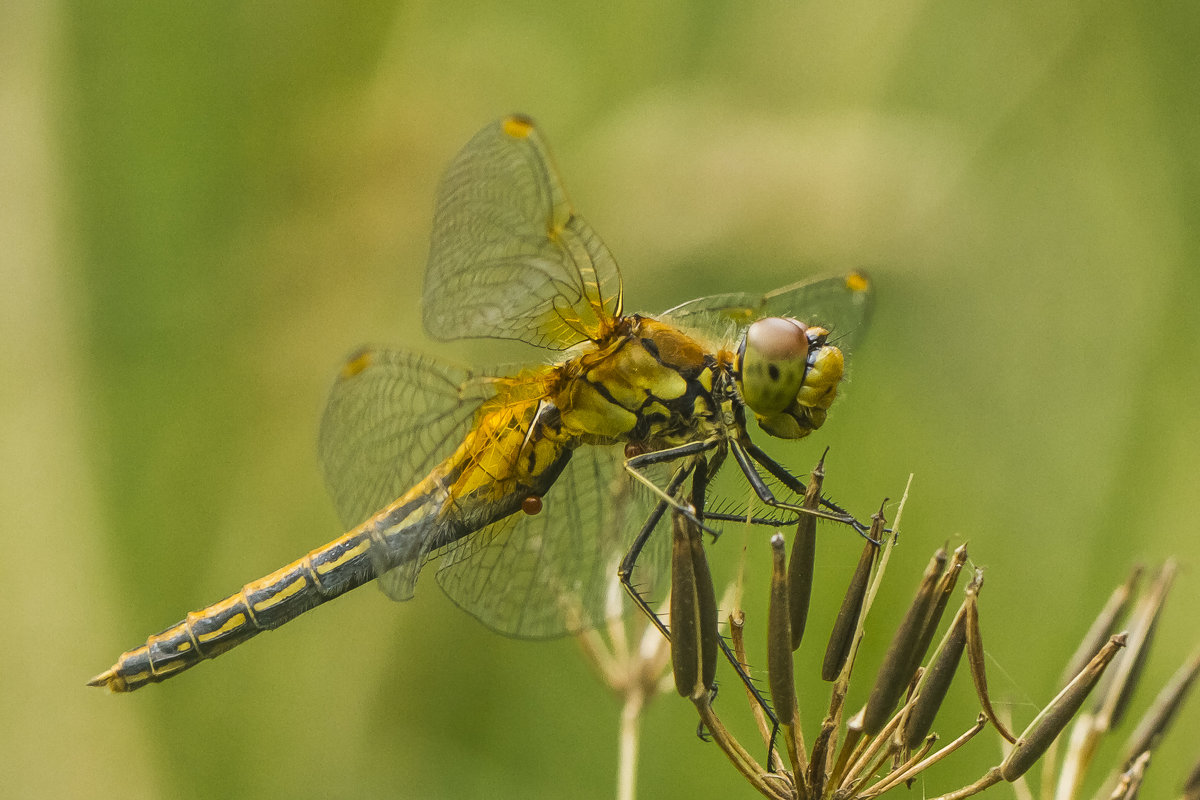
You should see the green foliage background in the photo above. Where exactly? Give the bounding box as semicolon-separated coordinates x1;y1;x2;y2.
4;2;1198;798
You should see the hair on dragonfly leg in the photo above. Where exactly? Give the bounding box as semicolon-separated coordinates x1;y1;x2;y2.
618;468;689;641
740;439;876;539
744;441;872;533
624;466;715;539
714;631;787;768
623;443;792;759
705;510;804;528
623;439;721;539
692;655;783;766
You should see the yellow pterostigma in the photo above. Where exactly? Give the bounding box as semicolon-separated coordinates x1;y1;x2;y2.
90;115;872;692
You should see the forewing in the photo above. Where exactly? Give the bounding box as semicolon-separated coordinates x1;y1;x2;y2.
422;115;624;350
318;349;492;530
661;270;873;363
430;445;670;639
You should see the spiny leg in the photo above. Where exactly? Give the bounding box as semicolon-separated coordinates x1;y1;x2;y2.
732;439;872;537
618;451;785;748
687;457;791;763
618;465;689;641
743;440;862;523
618;436;726;637
623;438;721;538
617;473;799;643
706;510;802;527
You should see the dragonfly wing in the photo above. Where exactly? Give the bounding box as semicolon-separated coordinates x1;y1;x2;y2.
318;349;493;530
661;270;873;362
429;445;670;638
422;115;624;350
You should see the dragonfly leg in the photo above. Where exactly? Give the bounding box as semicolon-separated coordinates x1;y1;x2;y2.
623;438;721;538
617;465;690;641
732;439;872;537
705;510;801;527
618;454;787;755
744;441;864;523
617;453;789;634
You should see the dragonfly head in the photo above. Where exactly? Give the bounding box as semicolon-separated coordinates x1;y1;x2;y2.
735;317;845;439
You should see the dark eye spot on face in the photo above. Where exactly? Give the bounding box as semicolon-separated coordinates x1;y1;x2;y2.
768;364;780;381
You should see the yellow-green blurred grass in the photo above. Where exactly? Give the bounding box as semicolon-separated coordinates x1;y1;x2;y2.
4;1;1197;797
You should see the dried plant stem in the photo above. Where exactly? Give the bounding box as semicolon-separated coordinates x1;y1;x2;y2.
865;715;986;797
1106;751;1150;799
692;695;785;800
841;700;906;793
928;767;1004;800
728;609;788;773
617;686;644;800
1053;711;1096;800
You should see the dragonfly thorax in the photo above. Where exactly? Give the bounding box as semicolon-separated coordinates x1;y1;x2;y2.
553;316;728;451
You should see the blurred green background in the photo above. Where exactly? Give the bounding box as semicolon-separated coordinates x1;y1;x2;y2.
4;1;1198;798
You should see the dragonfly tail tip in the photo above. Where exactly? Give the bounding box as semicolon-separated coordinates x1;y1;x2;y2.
87;667;127;692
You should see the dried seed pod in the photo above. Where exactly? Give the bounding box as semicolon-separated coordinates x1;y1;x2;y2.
1059;565;1140;689
909;543;968;678
767;533;802;772
1181;753;1200;800
689;516;719;696
1118;642;1200;769
862;547;947;735
822;510;884;681
670;511;702;698
1002;633;1127;781
1095;560;1175;730
787;456;824;650
903;602;968;748
963;571;1015;743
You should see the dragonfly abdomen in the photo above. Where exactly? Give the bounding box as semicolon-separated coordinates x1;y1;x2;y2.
88;525;382;692
89;427;554;692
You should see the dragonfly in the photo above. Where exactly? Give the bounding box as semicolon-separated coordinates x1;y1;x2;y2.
89;115;872;693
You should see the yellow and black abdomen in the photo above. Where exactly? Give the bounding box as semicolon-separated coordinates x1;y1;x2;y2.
88;520;388;691
89;391;575;692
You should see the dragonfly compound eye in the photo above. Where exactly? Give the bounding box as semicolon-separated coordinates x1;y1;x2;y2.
737;318;846;439
738;317;811;416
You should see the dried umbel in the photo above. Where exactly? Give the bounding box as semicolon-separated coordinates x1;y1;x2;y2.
658;463;1197;799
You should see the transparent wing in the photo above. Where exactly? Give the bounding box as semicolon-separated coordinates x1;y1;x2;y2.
429;445;670;639
422;115;624;350
661;270;874;365
318;349;493;529
320;348;671;638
